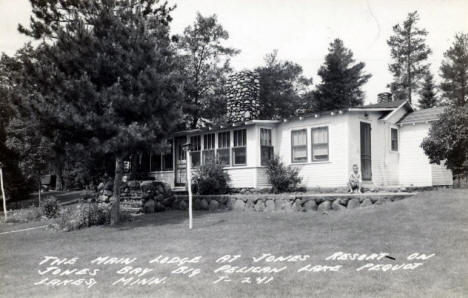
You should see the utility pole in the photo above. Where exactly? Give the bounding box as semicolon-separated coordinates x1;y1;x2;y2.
0;162;7;222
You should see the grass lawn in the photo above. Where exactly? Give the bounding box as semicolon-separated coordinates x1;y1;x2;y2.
1;189;467;298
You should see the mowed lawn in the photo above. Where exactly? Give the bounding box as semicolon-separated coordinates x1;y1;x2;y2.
1;189;467;298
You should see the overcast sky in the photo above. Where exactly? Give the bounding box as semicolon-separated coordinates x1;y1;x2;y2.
1;0;467;104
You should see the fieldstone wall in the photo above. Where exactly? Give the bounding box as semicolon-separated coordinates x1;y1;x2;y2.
226;70;261;123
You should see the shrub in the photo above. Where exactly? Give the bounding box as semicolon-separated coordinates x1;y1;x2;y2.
5;207;43;223
192;163;231;195
42;197;59;218
265;156;302;193
52;202;111;231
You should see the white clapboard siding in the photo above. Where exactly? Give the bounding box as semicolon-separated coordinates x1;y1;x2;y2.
225;167;257;188
399;124;433;186
431;161;453;186
275;114;349;188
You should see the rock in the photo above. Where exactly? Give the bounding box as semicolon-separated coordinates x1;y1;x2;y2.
375;197;387;205
347;198;360;209
233;199;245;211
331;200;344;211
171;199;179;210
360;198;373;207
303;200;317;211
318;201;331;212
179;200;188;210
254;200;265;212
143;199;155;213
264;200;275;212
200;199;209;210
209;200;219;211
155;202;165;212
193;199;201;210
162;198;172;207
103;189;113;197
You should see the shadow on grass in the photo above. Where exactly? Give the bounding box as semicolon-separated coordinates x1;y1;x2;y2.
108;209;231;231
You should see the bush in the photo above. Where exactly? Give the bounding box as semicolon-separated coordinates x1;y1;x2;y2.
42;197;59;218
192;163;231;195
5;207;43;223
265;156;302;193
52;202;111;231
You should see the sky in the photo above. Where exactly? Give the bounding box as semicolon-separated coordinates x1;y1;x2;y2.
1;0;467;104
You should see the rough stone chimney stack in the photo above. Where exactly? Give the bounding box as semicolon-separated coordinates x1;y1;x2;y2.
226;70;260;123
377;92;393;103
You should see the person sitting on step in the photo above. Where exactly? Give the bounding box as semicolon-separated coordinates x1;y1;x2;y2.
348;164;362;193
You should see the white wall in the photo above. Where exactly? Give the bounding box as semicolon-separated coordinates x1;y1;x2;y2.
431;161;453;186
275;113;349;188
150;171;174;187
399;124;433;186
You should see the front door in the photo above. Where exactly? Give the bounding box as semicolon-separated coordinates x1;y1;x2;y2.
174;136;187;186
360;122;372;181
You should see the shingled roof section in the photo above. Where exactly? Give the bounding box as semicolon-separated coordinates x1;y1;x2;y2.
356;99;408;109
397;106;446;124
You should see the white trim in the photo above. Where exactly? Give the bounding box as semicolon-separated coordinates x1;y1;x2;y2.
348;108;395;112
382;100;411;121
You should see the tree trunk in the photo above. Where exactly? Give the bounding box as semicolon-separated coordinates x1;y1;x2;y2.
110;156;124;225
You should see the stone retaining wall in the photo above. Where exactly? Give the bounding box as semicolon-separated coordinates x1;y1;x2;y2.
165;193;415;213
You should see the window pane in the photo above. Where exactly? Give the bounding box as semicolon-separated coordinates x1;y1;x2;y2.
312;144;328;160
163;152;173;170
261;146;274;166
260;128;272;146
191;152;200;167
233;147;246;165
190;135;201;151
312;127;329;160
217;148;230;166
234;129;246;147
202;150;215;165
151;153;161;172
312;127;328;144
218;132;230;148
292;146;307;162
204;134;215;149
391;129;398;151
292;129;307;146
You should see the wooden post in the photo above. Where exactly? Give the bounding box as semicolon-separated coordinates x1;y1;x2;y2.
0;166;7;222
186;150;193;229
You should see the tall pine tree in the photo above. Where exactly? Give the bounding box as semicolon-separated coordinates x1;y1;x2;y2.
12;0;183;224
440;33;468;107
387;11;432;103
313;39;371;112
418;72;438;109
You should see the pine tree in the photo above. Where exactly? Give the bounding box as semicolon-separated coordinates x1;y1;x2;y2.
313;39;371;112
255;50;312;119
440;33;468;107
176;13;239;128
418;72;438;109
11;0;183;224
387;11;432;103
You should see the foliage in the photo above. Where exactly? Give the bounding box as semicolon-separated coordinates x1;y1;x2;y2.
421;104;468;178
41;197;59;219
176;13;239;128
265;156;302;193
10;0;183;224
5;207;43;223
255;50;312;119
53;202;112;231
312;39;371;112
192;163;231;195
387;11;432;102
440;33;468;107
418;72;438;109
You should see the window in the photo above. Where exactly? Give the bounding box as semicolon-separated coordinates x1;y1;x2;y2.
150;153;161;172
260;128;274;166
291;129;307;163
163;140;173;170
202;133;215;165
311;127;329;161
391;128;398;151
233;129;247;165
217;131;230;166
190;135;201;167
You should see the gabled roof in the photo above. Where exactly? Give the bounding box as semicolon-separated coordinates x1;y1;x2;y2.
397;106;446;125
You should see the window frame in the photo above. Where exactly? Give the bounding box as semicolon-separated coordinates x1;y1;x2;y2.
232;129;247;166
190;135;201;168
311;126;329;161
217;131;231;167
391;128;399;152
202;133;216;165
291;129;308;163
260;128;274;166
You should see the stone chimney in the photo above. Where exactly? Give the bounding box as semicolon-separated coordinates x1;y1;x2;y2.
377;92;393;103
226;70;260;123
